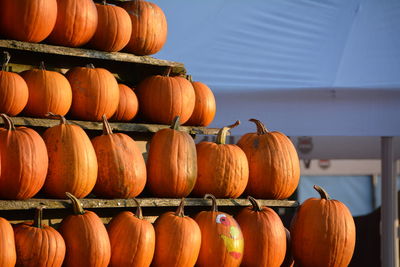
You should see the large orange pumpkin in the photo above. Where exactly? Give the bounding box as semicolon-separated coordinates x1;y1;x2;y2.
21;62;72;117
136;70;195;124
0;217;16;267
91;115;146;198
59;193;111;267
0;0;57;42
195;194;244;267
13;206;66;267
42;113;98;199
147;116;197;197
192;121;249;198
0;114;48;200
110;84;139;122
290;185;356;267
66;64;119;121
47;0;98;47
237;118;300;199
235;196;286;267
107;199;155;267
120;0;167;55
0;52;29;116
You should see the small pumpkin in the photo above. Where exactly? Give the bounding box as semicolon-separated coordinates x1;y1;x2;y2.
147;116;197;197
91;115;146;198
13;206;66;267
195;194;244;267
110;84;139;122
0;217;16;267
235;196;286;267
59;193;111;267
237;118;300;199
192;121;249;198
152;198;201;267
107;199;155;267
290;185;356;267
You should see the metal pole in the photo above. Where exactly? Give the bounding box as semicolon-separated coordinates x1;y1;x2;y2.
381;137;399;267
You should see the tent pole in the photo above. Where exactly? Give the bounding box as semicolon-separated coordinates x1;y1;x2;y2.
381;136;399;267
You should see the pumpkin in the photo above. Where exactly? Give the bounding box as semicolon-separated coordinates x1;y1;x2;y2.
235;196;286;267
21;62;72;117
47;0;98;47
42;113;98;199
110;84;139;122
0;114;48;199
91;115;146;198
237;118;300;199
0;217;16;267
107;199;155;267
136;69;195;125
195;194;244;267
59;193;111;267
0;52;29;116
13;206;66;267
152;198;201;267
192;121;249;198
184;75;216;126
147;116;197;197
281;228;295;267
290;185;356;267
0;0;57;42
66;64;119;121
120;0;167;55
88;1;132;52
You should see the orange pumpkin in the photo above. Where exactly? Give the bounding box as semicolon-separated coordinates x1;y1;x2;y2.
91;115;146;198
0;52;29;116
121;0;167;55
0;217;16;267
290;185;356;267
13;206;66;267
107;199;155;267
195;194;244;267
235;196;286;267
147;116;197;197
0;114;48;200
152;198;201;267
0;0;57;42
47;0;98;47
21;62;72;117
59;193;111;267
42;113;98;199
192;121;249;198
237;118;300;199
110;84;139;122
66;64;119;121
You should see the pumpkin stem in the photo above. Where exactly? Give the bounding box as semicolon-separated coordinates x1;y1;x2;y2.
313;185;331;200
0;113;16;131
175;198;186;217
216;120;240;144
46;112;68;125
102;115;113;135
163;67;172;77
66;192;85;215
33;206;45;229
86;63;95;69
186;75;193;82
170;116;180;130
247;196;263;212
1;51;10;71
249;118;268;135
102;0;106;4
133;198;143;219
39;61;46;70
204;194;218;212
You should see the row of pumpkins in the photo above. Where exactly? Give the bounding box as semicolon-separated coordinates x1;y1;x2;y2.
0;52;216;126
0;189;355;267
0;113;299;200
0;0;167;55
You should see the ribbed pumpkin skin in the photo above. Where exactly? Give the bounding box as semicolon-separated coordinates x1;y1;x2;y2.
66;67;119;121
0;217;16;267
47;0;98;47
0;0;57;42
111;84;139;121
237;120;300;199
121;0;167;55
185;81;216;126
0;71;29;116
59;210;111;267
89;3;132;52
21;68;72;117
136;75;195;125
42;121;98;198
107;211;155;267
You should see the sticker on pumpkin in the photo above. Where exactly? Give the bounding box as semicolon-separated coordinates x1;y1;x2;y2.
216;214;244;259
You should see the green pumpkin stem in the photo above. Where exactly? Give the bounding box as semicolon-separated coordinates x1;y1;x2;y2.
313;185;331;200
33;206;45;229
102;115;113;135
186;75;193;82
133;198;143;219
102;0;107;4
216;120;240;144
86;63;95;69
249;118;268;135
1;51;10;71
163;67;172;77
175;198;186;217
0;113;15;131
39;61;46;70
247;196;263;212
66;192;85;215
170;116;180;130
204;194;218;212
46;112;68;125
